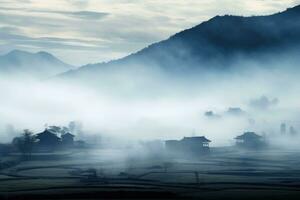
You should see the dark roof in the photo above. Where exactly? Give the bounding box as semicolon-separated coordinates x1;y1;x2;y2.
61;132;75;138
181;136;211;143
235;132;262;140
36;129;60;140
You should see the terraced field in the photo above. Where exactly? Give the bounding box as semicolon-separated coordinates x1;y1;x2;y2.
1;148;300;199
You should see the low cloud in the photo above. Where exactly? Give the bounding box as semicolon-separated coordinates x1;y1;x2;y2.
249;96;279;110
63;11;109;20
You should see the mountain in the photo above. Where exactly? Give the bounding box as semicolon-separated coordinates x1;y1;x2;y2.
62;5;300;80
0;50;73;78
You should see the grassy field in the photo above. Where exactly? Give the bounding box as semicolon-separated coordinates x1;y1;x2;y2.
1;148;300;199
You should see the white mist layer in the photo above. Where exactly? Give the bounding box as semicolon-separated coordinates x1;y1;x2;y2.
0;64;300;147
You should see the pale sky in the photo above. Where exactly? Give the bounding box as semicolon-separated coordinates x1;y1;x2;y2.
0;0;299;66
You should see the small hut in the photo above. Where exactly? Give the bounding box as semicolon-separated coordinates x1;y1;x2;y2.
235;132;265;149
165;136;211;155
61;132;75;146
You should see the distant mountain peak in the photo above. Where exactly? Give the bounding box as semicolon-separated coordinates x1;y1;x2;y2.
6;50;55;58
0;50;73;78
36;51;59;61
6;49;31;57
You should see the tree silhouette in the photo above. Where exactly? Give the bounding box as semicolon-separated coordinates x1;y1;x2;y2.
13;129;36;159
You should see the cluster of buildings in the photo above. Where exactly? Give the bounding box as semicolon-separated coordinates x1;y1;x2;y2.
4;122;298;156
165;132;265;156
36;129;75;147
11;128;80;152
21;128;266;154
165;123;299;156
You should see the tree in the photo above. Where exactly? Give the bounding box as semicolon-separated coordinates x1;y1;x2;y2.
68;121;76;134
13;129;36;159
68;121;83;138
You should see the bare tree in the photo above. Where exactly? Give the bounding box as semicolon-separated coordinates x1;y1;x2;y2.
14;129;36;159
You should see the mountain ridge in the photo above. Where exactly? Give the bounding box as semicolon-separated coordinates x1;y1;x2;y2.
61;4;300;79
0;50;73;78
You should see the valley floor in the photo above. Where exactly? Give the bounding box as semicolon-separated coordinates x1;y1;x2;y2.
1;148;300;199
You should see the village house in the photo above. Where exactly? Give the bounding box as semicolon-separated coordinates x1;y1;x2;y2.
36;129;61;146
165;136;211;156
61;132;75;146
235;132;265;149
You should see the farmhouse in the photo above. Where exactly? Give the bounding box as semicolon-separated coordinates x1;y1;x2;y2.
61;132;75;146
36;129;61;146
165;136;211;155
235;132;265;149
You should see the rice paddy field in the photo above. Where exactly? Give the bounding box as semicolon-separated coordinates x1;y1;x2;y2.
1;148;300;199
